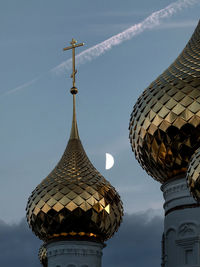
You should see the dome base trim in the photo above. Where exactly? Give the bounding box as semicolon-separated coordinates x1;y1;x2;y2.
48;231;98;239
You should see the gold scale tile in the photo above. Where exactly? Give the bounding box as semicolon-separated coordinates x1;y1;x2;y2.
129;20;200;183
187;146;200;201
26;138;123;242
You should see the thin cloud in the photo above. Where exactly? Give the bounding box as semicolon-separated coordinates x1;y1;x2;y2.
87;23;133;36
156;19;198;29
2;77;39;96
98;10;150;18
52;0;199;75
3;0;199;96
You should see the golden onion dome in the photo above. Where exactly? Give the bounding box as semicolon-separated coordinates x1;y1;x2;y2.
38;244;47;267
26;95;123;242
26;39;123;242
129;20;200;183
187;146;200;201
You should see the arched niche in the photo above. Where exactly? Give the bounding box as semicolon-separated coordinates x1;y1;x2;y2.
166;228;176;267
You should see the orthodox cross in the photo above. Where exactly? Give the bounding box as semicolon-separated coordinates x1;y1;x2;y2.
63;38;84;89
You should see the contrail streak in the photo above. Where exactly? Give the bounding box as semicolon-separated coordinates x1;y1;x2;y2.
3;77;39;96
3;0;199;96
52;0;199;74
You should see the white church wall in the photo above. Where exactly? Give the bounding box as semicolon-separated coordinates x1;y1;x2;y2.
162;177;200;267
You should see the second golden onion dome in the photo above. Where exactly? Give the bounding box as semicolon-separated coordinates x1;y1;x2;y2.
129;20;200;183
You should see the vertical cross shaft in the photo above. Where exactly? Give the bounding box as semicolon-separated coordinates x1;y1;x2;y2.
72;45;76;87
63;38;84;140
63;38;84;91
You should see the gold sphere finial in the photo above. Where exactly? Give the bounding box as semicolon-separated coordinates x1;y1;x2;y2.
70;86;78;95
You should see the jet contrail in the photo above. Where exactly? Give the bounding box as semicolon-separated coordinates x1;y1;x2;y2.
52;0;199;74
3;77;39;96
3;0;199;96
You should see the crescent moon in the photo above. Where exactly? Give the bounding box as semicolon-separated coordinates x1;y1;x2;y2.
105;153;114;170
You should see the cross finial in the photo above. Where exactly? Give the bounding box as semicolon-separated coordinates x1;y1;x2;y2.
63;38;84;94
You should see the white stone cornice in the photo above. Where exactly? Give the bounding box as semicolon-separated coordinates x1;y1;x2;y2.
46;240;104;267
161;178;197;213
47;247;102;258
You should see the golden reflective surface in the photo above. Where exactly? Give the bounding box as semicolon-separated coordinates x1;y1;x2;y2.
26;138;123;242
63;38;84;90
38;244;47;267
49;231;98;239
187;147;200;201
26;38;123;243
129;21;200;183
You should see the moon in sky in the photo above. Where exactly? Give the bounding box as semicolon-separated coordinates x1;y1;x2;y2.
105;153;115;170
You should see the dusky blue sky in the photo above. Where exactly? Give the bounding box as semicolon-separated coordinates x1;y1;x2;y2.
0;0;200;224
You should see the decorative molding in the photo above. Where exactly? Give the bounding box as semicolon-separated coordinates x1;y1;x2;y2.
176;236;200;246
163;183;188;199
47;247;102;258
165;203;200;216
178;223;196;237
166;228;176;237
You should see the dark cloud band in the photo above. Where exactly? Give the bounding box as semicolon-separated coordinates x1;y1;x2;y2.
0;212;163;267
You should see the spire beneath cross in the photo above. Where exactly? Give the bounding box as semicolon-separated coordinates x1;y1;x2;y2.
63;38;84;94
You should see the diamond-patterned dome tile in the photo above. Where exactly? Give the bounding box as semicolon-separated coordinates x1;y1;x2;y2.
129;21;200;183
26;138;123;242
187;147;200;201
